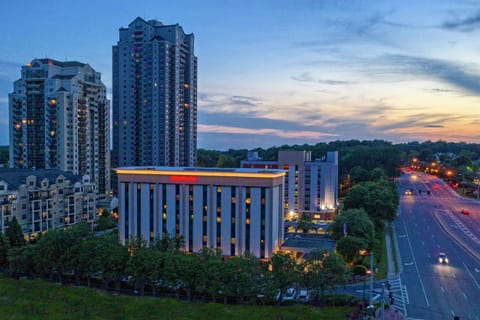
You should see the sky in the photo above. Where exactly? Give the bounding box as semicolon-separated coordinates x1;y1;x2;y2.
1;0;480;150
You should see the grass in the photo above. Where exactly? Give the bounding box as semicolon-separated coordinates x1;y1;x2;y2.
388;223;399;274
0;276;356;320
373;230;388;280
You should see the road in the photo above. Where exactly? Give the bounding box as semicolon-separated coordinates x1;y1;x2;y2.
395;171;480;320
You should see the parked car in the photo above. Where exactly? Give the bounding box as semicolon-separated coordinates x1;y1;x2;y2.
297;289;311;303
282;287;297;301
461;209;470;215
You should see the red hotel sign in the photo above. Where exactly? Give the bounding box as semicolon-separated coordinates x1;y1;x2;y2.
169;175;198;183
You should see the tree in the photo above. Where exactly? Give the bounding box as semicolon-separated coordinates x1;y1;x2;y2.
72;238;103;286
228;253;264;304
349;166;370;183
0;233;10;267
297;213;315;233
329;208;375;249
94;234;129;290
6;216;25;247
7;244;36;277
342;180;399;231
335;236;367;264
126;246;162;296
197;247;223;302
152;233;185;253
302;249;349;304
270;252;300;304
96;209;116;231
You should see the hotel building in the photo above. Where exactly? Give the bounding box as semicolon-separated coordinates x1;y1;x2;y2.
112;17;197;169
115;167;285;259
0;169;96;238
241;150;339;213
9;58;110;198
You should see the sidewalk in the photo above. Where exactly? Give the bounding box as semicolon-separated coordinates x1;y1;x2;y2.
381;222;406;320
376;307;404;319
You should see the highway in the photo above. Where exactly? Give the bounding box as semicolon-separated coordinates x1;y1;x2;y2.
395;171;480;320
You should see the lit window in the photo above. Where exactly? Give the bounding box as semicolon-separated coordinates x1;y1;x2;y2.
216;217;221;223
246;218;250;225
245;198;251;204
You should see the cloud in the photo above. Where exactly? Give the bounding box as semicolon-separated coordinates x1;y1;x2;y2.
317;79;351;85
291;72;315;82
291;73;351;85
424;125;445;128
442;11;480;32
427;88;457;93
382;54;480;95
230;95;261;106
199;124;338;140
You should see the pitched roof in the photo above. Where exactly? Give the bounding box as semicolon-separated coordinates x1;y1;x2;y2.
0;168;81;189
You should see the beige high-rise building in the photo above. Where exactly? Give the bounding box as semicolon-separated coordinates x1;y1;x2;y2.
9;58;110;198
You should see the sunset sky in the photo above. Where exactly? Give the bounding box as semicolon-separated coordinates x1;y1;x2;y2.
1;0;480;150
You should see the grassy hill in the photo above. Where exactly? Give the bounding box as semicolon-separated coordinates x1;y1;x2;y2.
0;276;355;319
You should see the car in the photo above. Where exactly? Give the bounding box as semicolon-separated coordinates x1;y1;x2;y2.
297;289;311;303
461;209;470;215
438;253;449;264
404;190;412;196
282;288;297;301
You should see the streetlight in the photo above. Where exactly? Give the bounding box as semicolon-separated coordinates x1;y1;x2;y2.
474;177;480;199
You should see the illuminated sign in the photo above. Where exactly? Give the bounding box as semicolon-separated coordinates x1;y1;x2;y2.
169;175;198;183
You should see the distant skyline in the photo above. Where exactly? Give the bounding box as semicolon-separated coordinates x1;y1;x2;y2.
1;0;480;150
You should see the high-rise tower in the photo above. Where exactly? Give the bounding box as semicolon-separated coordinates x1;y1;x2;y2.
9;58;111;198
112;17;197;169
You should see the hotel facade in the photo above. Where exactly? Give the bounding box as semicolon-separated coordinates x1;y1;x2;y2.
115;167;285;259
241;150;339;213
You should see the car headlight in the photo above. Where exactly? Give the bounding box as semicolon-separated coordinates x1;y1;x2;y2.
445;259;449;263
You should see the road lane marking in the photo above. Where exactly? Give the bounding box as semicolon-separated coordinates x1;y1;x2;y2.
404;262;413;266
463;262;480;289
403;220;430;307
475;268;479;273
451;309;455;316
441;286;444;293
463;292;467;300
452;272;456;279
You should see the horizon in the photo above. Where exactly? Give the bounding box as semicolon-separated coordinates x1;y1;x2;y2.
1;1;480;150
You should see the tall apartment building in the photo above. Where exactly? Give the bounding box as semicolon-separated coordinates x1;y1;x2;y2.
112;17;197;169
0;168;96;239
115;167;285;259
9;58;110;198
241;150;339;213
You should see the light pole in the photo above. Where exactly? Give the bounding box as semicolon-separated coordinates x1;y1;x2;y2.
369;251;374;308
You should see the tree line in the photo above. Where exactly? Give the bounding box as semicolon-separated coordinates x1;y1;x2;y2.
0;221;351;305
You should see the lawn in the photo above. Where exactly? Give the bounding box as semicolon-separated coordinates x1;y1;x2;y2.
0;276;356;320
374;231;388;280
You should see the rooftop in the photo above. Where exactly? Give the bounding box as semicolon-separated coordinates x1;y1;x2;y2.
281;236;336;253
115;166;286;177
0;168;80;189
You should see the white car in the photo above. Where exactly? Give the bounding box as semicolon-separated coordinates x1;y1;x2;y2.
282;288;297;301
297;289;311;302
